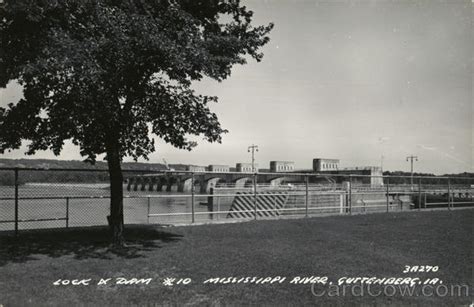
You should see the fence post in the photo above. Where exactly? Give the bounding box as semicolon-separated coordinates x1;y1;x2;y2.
424;193;427;209
14;168;19;235
305;175;309;218
447;178;451;211
215;189;219;221
191;173;195;223
418;178;421;211
66;197;70;228
273;196;277;216
147;197;150;224
340;194;344;214
208;188;215;220
400;193;403;211
386;177;390;213
253;172;258;220
349;175;352;215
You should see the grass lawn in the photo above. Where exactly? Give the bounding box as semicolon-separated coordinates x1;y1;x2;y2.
0;210;472;305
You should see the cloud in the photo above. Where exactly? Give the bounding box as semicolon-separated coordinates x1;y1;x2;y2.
417;144;436;151
418;144;471;168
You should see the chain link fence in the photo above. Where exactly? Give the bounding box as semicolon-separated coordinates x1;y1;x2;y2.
0;167;472;233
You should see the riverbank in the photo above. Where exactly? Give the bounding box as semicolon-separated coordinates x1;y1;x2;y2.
0;209;471;305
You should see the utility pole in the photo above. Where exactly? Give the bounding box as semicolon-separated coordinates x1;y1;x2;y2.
406;155;418;190
248;144;259;172
381;154;384;172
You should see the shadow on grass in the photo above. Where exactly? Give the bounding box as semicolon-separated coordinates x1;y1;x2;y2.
0;225;182;266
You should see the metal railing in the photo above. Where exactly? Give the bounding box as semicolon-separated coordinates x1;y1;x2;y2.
0;167;472;234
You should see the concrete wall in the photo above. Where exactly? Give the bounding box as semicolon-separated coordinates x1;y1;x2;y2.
321;167;383;187
341;167;383;186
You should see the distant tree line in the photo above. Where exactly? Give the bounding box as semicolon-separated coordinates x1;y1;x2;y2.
383;171;473;185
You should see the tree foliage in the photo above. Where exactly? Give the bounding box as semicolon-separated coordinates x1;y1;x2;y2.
0;0;273;161
0;0;273;244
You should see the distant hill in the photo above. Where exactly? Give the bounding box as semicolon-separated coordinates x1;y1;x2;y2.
0;158;190;171
0;158;191;185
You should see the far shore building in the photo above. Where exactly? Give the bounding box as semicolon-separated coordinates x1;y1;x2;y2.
270;161;295;172
185;165;206;172
236;163;258;172
313;158;340;171
208;165;230;172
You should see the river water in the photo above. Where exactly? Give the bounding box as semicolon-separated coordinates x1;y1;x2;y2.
0;183;363;231
0;184;234;231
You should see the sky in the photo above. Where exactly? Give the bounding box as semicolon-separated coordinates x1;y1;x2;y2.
0;0;472;174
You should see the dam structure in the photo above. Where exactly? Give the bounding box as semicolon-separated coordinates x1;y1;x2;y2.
125;158;384;193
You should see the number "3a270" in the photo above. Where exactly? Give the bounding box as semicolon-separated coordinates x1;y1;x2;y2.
403;266;438;273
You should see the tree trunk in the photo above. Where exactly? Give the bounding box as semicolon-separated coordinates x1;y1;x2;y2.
106;140;125;246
